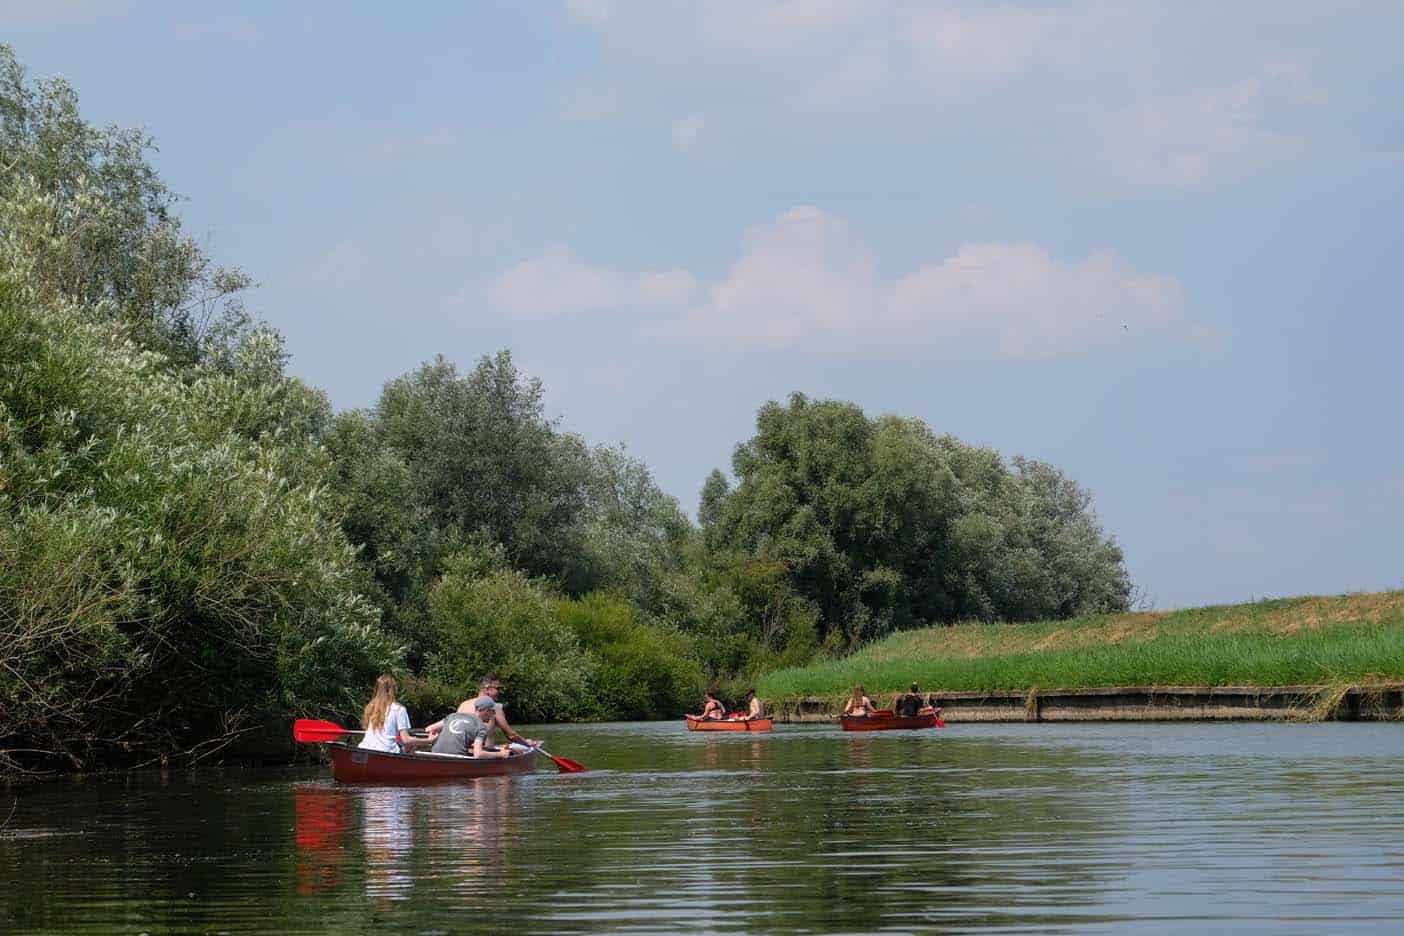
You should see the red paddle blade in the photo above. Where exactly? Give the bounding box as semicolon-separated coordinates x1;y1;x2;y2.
293;719;351;743
935;717;947;729
535;748;588;773
552;755;589;773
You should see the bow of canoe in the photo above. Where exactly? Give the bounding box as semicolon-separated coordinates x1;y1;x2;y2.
329;744;538;783
685;716;774;732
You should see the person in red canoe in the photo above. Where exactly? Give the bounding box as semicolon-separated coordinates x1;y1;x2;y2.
726;688;763;720
842;684;877;717
692;691;725;720
476;674;542;751
744;688;763;719
358;675;434;754
892;682;926;718
429;696;510;759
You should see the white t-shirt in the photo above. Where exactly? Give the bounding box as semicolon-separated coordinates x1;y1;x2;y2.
359;702;411;753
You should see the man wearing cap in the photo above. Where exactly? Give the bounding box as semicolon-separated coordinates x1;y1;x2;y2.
477;674;542;751
429;696;510;758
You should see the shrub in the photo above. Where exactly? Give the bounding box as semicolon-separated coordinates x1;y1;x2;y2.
421;557;594;723
556;592;705;720
0;252;396;772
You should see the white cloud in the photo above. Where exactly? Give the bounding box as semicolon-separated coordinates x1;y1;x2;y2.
288;117;468;177
553;1;1378;189
170;16;259;42
885;243;1185;358
664;207;1193;358
1091;59;1324;187
499;207;1198;358
562;0;612;26
906;7;1053;78
758;0;866;31
670;114;705;149
493;247;695;315
676;206;878;345
0;0;127;25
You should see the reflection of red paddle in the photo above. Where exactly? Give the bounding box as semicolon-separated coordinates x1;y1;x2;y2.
293;719;363;743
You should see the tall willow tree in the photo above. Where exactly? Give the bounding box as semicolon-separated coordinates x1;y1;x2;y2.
0;46;396;775
702;393;1131;642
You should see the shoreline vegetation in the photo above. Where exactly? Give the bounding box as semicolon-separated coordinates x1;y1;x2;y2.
2;47;1394;779
760;591;1404;721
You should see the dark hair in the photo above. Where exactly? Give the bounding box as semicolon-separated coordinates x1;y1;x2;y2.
745;687;756;696
479;674;500;691
910;682;919;692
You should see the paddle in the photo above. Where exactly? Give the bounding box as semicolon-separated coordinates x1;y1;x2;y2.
293;718;364;743
532;746;588;773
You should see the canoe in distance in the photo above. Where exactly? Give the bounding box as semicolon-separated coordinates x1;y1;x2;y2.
329;744;537;783
685;716;774;732
839;710;939;732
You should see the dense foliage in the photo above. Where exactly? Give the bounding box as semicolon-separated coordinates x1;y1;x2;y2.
0;47;1133;774
702;394;1131;642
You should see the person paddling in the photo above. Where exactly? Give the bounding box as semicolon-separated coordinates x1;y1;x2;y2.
743;688;763;720
842;684;876;717
893;682;926;718
358;675;433;754
430;696;510;759
477;675;542;751
693;691;725;720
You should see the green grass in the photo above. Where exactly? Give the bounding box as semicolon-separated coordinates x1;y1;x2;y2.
758;591;1404;702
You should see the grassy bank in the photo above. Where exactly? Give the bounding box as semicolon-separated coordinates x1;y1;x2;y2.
758;591;1404;703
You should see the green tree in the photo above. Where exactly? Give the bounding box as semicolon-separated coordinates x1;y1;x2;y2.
0;244;396;773
0;44;256;372
703;393;1130;641
556;592;705;720
374;353;594;582
421;556;595;723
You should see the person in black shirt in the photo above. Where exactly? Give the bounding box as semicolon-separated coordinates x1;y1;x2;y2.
893;682;925;718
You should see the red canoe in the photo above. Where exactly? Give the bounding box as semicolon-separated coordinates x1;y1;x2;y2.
839;709;939;732
329;744;537;783
685;716;774;732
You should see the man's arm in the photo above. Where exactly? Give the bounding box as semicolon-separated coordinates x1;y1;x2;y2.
494;709;541;747
471;734;509;758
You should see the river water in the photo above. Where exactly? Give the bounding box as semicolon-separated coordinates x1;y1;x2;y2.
3;721;1403;934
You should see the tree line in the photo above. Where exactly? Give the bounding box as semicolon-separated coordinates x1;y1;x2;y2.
0;47;1130;774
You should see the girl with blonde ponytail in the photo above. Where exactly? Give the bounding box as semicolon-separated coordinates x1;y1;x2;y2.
359;675;431;754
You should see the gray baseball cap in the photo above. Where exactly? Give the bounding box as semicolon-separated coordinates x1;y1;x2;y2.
472;695;497;711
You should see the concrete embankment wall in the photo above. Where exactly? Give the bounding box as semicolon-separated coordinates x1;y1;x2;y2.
775;684;1404;722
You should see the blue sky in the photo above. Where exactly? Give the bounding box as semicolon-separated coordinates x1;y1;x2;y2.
6;1;1402;608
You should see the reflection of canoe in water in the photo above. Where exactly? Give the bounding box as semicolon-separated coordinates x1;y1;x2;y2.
839;710;939;732
329;744;537;783
685;716;773;732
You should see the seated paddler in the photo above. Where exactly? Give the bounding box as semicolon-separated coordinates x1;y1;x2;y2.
429;696;510;759
359;675;434;754
893;682;926;718
694;691;725;720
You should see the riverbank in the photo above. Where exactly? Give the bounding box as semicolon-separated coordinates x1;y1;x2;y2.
760;591;1404;721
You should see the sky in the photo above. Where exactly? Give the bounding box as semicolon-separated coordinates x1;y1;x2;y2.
5;1;1402;609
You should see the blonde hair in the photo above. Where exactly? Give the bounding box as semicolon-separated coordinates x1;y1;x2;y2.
362;675;398;732
848;684;866;707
